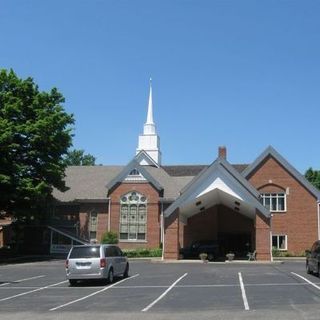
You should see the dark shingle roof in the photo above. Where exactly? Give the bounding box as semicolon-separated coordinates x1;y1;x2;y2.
232;164;249;174
162;164;249;176
162;165;208;176
52;166;123;202
52;163;249;202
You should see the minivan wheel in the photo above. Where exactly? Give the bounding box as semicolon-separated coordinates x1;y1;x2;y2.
123;263;129;278
306;263;312;274
69;279;77;286
108;268;114;283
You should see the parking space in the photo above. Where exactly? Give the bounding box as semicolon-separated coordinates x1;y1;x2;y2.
0;259;320;317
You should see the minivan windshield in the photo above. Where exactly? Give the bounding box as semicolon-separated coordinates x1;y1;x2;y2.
70;246;100;258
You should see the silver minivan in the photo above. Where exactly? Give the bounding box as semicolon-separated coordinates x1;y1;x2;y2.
65;244;129;285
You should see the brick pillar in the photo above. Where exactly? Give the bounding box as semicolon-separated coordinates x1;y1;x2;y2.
255;209;271;261
79;211;89;240
164;209;180;259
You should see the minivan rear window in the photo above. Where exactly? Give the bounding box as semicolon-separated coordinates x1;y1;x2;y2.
69;246;100;258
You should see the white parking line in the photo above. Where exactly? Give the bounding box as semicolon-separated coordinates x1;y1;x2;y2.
291;272;320;290
141;273;188;312
49;274;140;311
0;275;46;287
0;280;68;302
1;281;319;291
238;272;249;311
116;282;320;289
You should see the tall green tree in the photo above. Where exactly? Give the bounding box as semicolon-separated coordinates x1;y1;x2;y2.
305;167;320;190
64;149;96;166
0;69;74;219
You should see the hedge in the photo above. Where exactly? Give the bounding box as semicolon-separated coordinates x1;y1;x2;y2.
123;248;162;258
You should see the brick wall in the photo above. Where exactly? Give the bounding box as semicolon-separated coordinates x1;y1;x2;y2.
255;210;271;260
248;156;318;254
164;209;179;259
183;206;218;247
78;203;109;241
182;205;254;257
109;182;161;250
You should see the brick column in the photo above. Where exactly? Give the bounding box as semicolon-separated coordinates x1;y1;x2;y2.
164;209;180;259
79;211;89;240
255;209;271;261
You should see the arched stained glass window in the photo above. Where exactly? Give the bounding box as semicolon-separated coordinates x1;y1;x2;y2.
119;192;147;241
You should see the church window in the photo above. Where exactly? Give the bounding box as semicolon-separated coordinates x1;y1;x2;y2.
120;191;147;241
125;168;146;181
89;210;98;241
261;193;286;212
129;169;140;176
272;234;287;250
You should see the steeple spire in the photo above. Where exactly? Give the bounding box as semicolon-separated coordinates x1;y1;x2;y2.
136;78;161;165
144;78;156;134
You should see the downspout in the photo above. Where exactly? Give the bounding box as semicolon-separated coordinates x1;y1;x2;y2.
270;213;273;262
107;197;111;232
161;202;165;261
49;229;53;255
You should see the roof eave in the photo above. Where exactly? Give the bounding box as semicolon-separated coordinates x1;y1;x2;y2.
242;146;320;201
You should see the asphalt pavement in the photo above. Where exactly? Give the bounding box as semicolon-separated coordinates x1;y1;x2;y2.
0;259;319;320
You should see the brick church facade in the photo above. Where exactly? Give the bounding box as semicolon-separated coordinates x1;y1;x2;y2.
49;83;320;260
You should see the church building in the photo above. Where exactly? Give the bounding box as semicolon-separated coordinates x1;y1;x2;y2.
49;82;320;261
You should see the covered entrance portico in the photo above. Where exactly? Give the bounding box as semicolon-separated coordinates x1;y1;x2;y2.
163;157;271;261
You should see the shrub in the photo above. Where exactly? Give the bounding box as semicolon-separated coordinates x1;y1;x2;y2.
101;231;118;244
272;248;281;257
272;248;306;257
123;247;162;258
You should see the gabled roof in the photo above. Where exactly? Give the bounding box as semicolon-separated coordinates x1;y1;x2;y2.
52;164;194;202
105;156;163;193
242;146;320;200
179;158;258;197
164;156;270;218
135;150;160;167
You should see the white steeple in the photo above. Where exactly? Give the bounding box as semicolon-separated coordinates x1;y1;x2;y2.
144;78;155;134
136;78;161;165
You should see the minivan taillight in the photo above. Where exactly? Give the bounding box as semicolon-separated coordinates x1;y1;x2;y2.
65;259;69;269
100;258;106;268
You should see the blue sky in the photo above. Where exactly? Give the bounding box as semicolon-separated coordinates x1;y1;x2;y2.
1;1;319;172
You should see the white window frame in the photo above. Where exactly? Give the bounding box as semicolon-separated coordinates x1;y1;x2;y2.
261;193;286;212
124;168;146;182
272;234;287;251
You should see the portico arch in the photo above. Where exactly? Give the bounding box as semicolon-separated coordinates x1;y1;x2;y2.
163;157;271;261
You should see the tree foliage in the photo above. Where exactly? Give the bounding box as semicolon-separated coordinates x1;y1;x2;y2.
0;69;74;219
305;168;320;190
64;149;96;166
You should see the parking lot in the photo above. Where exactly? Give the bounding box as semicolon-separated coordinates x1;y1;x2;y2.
0;259;320;320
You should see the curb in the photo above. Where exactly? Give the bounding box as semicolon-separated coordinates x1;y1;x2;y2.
151;259;284;264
